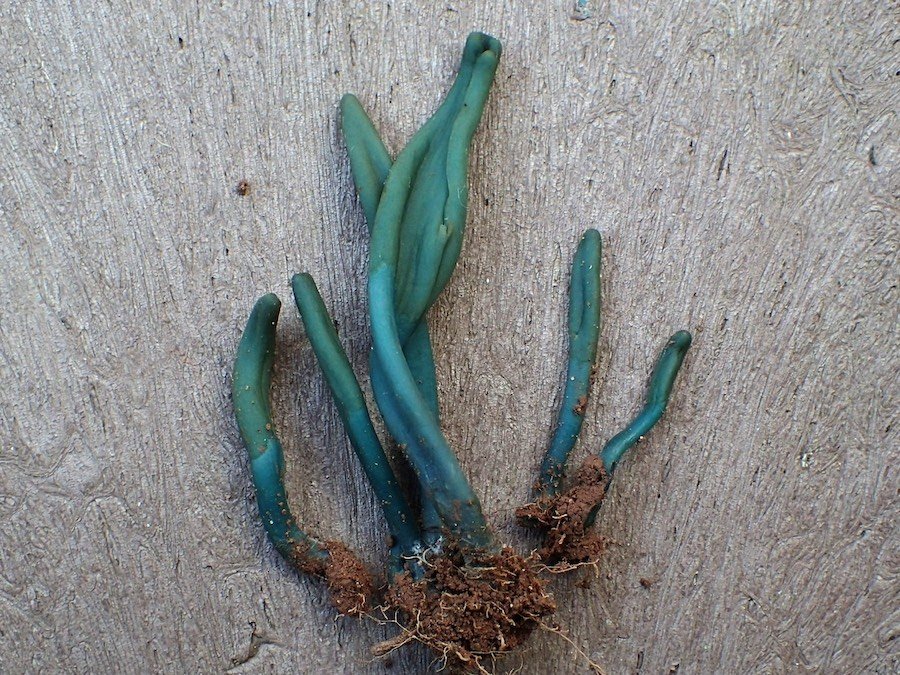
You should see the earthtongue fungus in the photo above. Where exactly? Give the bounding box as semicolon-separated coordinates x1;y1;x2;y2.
231;32;691;673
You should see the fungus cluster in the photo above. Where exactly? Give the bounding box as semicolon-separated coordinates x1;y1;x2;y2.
232;32;690;672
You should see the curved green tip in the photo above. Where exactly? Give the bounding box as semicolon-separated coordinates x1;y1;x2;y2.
340;94;392;229
233;293;281;462
599;330;692;474
646;330;691;408
232;293;328;564
464;31;502;60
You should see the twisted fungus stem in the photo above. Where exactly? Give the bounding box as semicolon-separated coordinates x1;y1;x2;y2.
366;33;502;550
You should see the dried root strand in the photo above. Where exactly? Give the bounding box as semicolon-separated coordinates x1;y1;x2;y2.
535;619;606;675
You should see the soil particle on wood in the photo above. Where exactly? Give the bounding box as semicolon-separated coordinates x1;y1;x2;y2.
573;395;589;416
517;456;609;565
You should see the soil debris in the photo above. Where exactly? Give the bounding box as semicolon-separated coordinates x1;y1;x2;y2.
573;394;589;416
323;541;376;615
289;540;374;616
517;455;609;565
376;545;556;673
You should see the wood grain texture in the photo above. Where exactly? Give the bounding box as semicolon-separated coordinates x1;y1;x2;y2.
1;1;896;673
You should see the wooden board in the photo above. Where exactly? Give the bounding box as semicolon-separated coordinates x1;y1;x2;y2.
1;1;896;672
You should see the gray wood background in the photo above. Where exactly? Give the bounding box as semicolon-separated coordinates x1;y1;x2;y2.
1;1;896;673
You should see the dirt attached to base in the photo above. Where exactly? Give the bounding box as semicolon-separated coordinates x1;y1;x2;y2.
290;540;375;616
323;541;376;615
378;545;556;673
516;456;609;565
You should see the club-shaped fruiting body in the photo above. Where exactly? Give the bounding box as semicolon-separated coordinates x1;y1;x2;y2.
600;330;693;474
292;273;421;574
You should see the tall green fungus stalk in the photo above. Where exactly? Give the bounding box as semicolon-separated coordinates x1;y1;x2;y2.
231;31;691;671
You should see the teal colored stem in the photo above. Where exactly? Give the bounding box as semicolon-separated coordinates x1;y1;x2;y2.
339;95;442;426
291;274;422;574
369;286;492;550
232;294;329;566
340;92;444;546
425;41;503;312
403;322;440;420
369;357;443;546
371;325;445;546
368;33;501;550
340;93;391;229
390;32;503;342
539;229;603;495
599;330;693;474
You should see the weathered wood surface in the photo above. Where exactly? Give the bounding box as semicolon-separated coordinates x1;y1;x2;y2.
1;1;896;673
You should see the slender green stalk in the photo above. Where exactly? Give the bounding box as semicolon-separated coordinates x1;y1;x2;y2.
539;229;603;495
369;361;443;545
390;35;495;336
291;274;422;574
340;94;392;228
368;33;501;550
576;331;692;530
599;330;693;473
340;93;444;545
232;293;329;565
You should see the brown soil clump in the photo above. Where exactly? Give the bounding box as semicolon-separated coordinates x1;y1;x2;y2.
323;541;376;615
377;545;556;673
290;540;375;616
517;456;609;565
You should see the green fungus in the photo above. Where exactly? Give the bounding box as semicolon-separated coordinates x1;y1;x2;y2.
291;273;421;575
343;32;503;551
232;293;329;566
539;228;603;495
233;294;376;614
600;330;693;474
366;32;501;551
231;30;693;670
